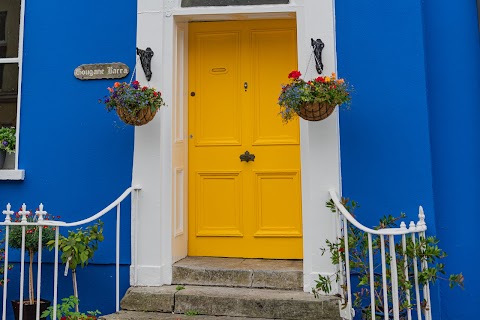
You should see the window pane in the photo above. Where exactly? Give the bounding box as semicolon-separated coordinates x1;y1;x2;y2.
0;63;18;127
0;0;21;59
0;12;6;42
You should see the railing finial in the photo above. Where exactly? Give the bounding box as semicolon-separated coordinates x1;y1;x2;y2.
417;206;426;230
400;221;407;229
409;221;416;231
3;203;13;222
19;203;29;222
36;203;47;221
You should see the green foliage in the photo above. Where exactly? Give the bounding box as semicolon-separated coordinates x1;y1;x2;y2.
8;209;57;254
0;127;16;153
278;71;352;123
315;198;464;316
8;208;58;303
176;285;185;291
47;221;104;270
0;238;13;286
41;296;101;320
185;310;200;316
100;81;165;119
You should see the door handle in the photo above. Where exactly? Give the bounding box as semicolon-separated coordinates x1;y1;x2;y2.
240;151;255;162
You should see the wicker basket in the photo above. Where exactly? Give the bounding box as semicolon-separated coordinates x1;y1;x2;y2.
296;102;336;121
116;106;158;126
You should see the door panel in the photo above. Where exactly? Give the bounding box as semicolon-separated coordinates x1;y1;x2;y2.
196;171;243;237
253;170;302;238
188;19;302;259
195;32;242;146
251;28;300;146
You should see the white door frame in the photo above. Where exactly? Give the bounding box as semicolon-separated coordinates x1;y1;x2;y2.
133;0;341;293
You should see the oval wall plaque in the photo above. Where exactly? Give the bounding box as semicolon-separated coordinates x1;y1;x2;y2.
74;63;130;80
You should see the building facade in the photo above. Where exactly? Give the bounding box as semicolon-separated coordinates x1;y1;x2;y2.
0;0;478;319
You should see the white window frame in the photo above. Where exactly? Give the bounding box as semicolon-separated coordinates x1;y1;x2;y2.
0;0;26;180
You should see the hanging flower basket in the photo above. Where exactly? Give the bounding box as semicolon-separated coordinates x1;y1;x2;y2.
115;105;158;126
100;81;165;126
278;71;352;123
296;102;336;121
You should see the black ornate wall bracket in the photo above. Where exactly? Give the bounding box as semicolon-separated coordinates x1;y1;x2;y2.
136;47;154;81
311;38;325;74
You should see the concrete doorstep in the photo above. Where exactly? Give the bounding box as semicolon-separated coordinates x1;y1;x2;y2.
172;257;303;291
100;310;276;319
115;286;341;320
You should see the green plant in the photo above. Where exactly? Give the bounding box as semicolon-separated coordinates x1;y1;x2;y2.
176;285;185;291
100;80;165;117
0;237;13;286
0;127;16;153
314;198;464;319
47;221;104;312
278;71;351;123
9;207;58;304
185;310;199;316
41;295;101;320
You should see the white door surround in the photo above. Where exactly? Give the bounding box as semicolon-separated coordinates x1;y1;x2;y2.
133;0;341;293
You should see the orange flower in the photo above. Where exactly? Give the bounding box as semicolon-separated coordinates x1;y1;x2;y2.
325;76;331;83
107;87;113;93
337;79;345;84
331;72;336;79
114;82;121;88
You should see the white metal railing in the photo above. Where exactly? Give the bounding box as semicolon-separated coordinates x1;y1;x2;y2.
0;186;141;320
328;189;432;320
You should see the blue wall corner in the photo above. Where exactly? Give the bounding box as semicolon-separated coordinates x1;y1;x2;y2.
423;0;480;318
335;0;439;318
335;0;435;231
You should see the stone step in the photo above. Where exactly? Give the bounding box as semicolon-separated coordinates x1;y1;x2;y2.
120;286;340;320
172;257;303;291
100;310;273;319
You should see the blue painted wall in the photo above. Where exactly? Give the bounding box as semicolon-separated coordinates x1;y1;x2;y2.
0;0;137;318
336;0;479;319
423;0;480;319
335;1;435;233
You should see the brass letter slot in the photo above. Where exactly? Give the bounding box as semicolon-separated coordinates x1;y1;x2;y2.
211;67;227;73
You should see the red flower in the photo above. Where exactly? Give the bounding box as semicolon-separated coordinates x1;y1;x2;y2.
315;76;325;83
153;92;158;97
288;70;302;79
339;248;345;253
142;86;148;91
132;80;140;86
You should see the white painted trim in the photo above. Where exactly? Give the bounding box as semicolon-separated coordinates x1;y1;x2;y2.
135;0;341;294
15;0;26;171
0;169;25;180
172;4;300;17
129;265;166;287
0;0;26;171
0;58;20;64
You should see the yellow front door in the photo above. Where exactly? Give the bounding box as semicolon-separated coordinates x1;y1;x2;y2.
188;19;302;259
